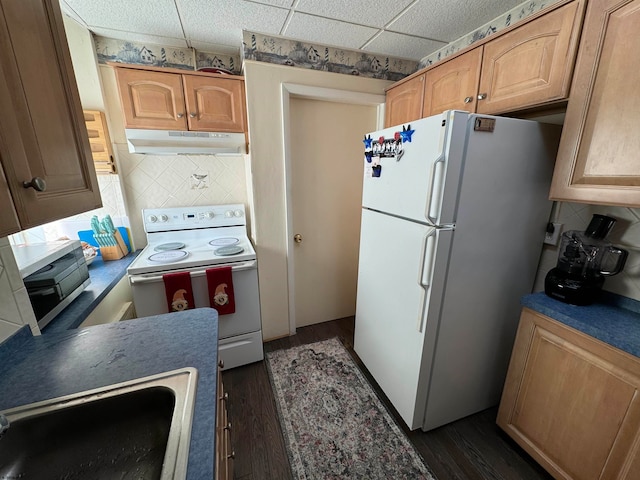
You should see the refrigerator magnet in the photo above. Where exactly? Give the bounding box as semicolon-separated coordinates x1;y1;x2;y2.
364;151;373;163
372;164;382;177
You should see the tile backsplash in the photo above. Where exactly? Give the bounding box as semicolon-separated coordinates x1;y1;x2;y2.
534;202;640;301
116;144;250;248
0;237;38;341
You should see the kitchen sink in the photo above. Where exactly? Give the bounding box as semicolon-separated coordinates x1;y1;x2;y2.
0;368;198;480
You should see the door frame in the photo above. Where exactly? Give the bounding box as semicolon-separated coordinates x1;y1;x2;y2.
281;83;385;334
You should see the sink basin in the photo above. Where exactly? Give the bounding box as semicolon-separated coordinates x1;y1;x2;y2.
0;368;198;480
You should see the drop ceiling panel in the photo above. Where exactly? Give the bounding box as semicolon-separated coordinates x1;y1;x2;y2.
364;31;446;60
284;13;379;50
177;0;289;46
59;0;555;67
252;0;296;7
389;0;526;42
63;0;185;38
295;0;416;28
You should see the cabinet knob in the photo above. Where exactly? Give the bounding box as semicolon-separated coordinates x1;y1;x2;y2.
218;359;224;369
189;113;196;118
464;96;473;104
227;451;235;460
224;422;232;431
177;113;184;118
477;93;487;100
22;177;46;192
219;392;229;402
294;233;303;244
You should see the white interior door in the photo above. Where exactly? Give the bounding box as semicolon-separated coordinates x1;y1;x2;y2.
289;97;377;328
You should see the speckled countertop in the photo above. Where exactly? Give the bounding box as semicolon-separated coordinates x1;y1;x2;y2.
42;252;139;334
0;308;219;480
522;292;640;358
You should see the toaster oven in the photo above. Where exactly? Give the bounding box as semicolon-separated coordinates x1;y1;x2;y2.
11;240;90;329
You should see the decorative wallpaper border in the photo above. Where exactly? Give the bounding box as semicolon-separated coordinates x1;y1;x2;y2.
418;0;562;68
242;31;418;82
93;36;242;75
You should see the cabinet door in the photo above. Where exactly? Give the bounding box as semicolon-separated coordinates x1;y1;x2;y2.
0;0;101;234
183;75;246;132
422;48;482;117
498;309;640;480
477;0;585;114
550;0;640;207
0;165;20;237
115;68;187;130
384;73;425;127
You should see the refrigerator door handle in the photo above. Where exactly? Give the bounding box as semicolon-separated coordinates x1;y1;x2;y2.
417;229;437;333
426;153;446;225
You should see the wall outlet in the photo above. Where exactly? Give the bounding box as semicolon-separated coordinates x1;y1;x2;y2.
544;222;563;246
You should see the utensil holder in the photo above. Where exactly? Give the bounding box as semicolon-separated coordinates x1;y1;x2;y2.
100;245;125;261
94;230;129;261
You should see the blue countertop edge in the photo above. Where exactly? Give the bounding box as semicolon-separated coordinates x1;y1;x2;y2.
522;292;640;358
0;308;219;480
42;252;140;334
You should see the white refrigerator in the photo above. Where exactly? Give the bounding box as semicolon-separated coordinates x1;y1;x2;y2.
354;110;560;431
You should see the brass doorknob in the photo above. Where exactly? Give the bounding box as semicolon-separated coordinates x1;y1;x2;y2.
294;234;303;244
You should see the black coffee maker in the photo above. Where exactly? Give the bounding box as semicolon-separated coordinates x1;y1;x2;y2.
545;214;628;305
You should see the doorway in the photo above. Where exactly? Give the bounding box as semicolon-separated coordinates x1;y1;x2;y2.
286;95;378;328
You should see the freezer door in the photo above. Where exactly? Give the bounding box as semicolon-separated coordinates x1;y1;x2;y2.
354;208;452;429
361;111;468;225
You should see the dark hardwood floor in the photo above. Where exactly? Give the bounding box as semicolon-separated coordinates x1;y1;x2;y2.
222;317;552;480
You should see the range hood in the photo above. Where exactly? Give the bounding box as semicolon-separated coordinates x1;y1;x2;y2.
125;129;246;155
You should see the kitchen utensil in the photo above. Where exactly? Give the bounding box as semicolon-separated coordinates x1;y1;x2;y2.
90;216;102;235
545;214;628;305
103;215;116;234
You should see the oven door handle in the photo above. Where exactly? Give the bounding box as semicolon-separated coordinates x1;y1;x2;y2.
128;260;257;285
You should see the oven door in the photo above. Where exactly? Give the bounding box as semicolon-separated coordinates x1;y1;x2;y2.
128;260;261;339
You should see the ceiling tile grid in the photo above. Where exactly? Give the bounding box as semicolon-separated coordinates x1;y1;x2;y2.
60;0;559;63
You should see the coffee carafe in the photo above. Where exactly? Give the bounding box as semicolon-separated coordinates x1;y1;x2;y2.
545;214;628;305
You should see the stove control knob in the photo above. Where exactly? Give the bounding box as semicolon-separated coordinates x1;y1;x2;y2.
148;215;158;223
234;210;244;217
159;214;169;222
204;211;215;219
225;211;234;218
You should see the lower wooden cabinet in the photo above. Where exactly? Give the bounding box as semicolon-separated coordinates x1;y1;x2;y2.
216;361;233;480
497;308;640;480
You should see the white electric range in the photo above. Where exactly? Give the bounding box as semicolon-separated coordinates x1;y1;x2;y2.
127;204;263;370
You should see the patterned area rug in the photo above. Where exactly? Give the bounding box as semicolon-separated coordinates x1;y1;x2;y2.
266;338;435;480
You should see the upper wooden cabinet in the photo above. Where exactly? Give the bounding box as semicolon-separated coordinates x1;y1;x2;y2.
114;65;247;133
476;0;584;114
422;48;482;118
384;73;425;127
498;308;640;480
384;0;586;126
114;68;186;130
183;75;246;132
550;0;640;207
0;0;101;238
